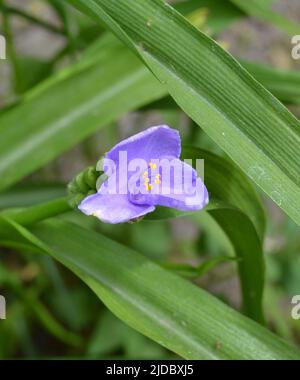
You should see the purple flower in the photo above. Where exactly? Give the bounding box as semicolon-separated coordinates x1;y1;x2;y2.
78;125;209;224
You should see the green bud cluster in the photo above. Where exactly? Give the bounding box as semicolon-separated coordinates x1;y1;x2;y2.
67;166;101;208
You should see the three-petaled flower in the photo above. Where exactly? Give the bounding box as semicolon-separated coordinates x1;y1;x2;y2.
79;125;209;223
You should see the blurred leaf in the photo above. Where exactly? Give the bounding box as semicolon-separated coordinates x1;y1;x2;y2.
264;286;294;342
0;265;82;347
0;198;71;229
18;57;54;93
0;3;65;35
1;217;298;359
230;0;300;35
0;183;65;209
162;256;237;279
129;221;170;260
39;256;84;330
65;0;300;226
0;34;166;191
88;310;167;358
0;303;33;358
175;0;244;34
88;310;125;356
241;61;300;106
193;212;235;258
23;290;82;347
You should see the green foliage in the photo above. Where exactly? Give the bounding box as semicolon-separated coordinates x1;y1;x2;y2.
0;0;300;360
0;217;299;359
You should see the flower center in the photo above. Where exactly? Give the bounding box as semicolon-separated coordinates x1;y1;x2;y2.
142;162;161;191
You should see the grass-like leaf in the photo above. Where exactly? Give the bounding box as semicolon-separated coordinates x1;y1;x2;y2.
0;217;298;359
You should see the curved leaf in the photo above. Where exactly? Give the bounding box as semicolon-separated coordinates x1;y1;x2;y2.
2;217;299;360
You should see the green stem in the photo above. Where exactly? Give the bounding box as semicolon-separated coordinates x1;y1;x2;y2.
0;197;71;227
161;256;238;279
61;5;80;59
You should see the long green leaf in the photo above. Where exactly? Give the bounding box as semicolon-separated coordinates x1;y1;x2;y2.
64;0;300;226
154;61;300;108
2;217;299;359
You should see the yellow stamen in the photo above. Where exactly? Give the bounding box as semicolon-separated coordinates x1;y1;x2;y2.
154;179;161;185
149;162;157;169
145;183;152;191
